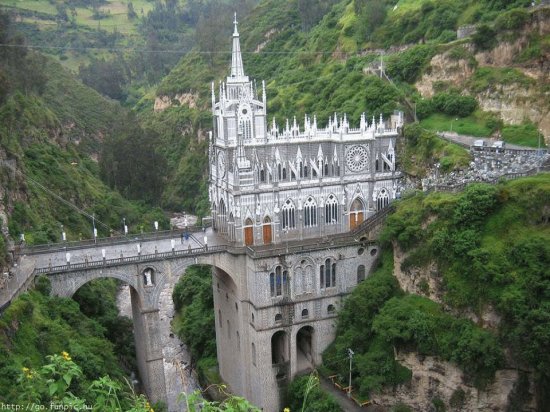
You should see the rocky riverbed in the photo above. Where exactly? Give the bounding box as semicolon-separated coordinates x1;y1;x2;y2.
116;284;201;412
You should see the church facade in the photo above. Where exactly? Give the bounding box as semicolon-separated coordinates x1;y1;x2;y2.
209;17;403;248
207;16;402;411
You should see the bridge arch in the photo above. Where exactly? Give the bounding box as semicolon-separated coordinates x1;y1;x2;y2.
47;268;166;406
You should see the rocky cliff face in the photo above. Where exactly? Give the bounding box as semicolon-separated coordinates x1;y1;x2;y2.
386;243;537;411
372;352;536;412
415;7;550;142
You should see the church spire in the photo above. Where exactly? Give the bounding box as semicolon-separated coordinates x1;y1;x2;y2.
230;13;245;80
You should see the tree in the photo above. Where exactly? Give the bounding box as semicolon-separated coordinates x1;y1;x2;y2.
127;2;137;19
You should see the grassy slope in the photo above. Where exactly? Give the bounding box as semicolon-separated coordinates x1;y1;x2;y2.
0;0;151;68
0;288;126;403
0;52;165;243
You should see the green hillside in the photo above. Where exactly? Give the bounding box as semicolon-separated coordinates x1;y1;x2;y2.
324;174;550;408
0;12;168;249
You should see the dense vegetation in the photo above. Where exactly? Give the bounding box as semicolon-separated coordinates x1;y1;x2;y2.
0;281;127;402
285;373;341;412
380;175;549;404
0;11;172;246
323;174;549;405
172;265;217;381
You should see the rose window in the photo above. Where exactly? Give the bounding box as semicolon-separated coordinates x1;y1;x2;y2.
346;145;369;172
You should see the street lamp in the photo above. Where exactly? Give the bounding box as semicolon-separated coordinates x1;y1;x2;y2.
347;348;354;398
92;214;97;243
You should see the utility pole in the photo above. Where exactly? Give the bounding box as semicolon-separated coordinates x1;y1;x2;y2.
347;348;354;398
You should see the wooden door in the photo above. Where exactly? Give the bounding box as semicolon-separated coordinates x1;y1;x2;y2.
244;226;254;246
357;211;364;226
349;213;357;230
263;223;272;244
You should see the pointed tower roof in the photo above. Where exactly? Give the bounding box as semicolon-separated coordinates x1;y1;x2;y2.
229;13;248;82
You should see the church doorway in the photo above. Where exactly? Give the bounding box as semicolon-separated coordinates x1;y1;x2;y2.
349;197;365;229
296;326;314;373
244;218;254;246
262;216;272;244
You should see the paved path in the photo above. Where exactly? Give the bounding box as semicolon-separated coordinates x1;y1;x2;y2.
438;132;545;151
319;376;386;412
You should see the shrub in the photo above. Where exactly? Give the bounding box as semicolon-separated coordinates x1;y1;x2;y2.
495;8;529;31
472;24;498;51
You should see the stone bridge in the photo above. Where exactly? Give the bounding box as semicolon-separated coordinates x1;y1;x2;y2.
5;207;392;411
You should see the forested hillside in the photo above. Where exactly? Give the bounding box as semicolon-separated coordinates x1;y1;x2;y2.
323;174;550;410
0;11;171;260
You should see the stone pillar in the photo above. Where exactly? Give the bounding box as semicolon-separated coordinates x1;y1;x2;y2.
130;287;167;405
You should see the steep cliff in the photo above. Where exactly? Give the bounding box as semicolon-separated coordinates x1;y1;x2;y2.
416;6;550;141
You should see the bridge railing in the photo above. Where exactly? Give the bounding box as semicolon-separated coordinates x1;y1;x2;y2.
34;244;229;275
20;225;209;256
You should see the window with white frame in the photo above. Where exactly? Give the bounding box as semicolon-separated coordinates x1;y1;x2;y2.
304;196;317;227
325;194;338;224
282;199;296;229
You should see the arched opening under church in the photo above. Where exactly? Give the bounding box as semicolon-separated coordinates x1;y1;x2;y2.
244;218;254;246
296;326;314;373
349;197;365;229
262;216;272;244
271;330;289;365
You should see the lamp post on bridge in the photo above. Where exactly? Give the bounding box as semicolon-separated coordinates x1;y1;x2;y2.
92;214;97;243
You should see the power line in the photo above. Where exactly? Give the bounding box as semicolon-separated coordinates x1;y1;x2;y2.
0;42;365;57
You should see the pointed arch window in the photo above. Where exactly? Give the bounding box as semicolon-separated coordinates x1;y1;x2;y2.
325;194;338;224
270;265;288;297
304;196;317;227
377;189;390;210
219;199;227;234
239;118;252;140
260;168;265;182
282;199;296;229
320;258;336;289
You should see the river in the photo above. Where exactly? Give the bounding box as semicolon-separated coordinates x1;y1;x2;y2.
116;284;201;412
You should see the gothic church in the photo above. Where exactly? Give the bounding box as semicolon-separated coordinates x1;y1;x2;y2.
208;15;402;411
209;16;402;246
